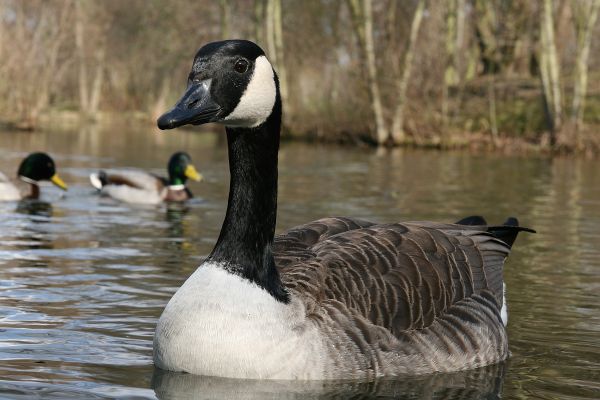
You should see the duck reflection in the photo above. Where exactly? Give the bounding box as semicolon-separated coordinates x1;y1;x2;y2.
16;199;53;218
165;202;190;239
14;200;54;250
152;362;505;400
163;203;197;265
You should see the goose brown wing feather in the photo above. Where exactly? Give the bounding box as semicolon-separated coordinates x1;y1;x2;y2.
273;217;375;267
274;217;511;336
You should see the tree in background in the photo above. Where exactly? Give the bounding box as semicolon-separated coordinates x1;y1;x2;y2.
570;0;600;149
75;0;111;121
0;0;599;154
0;0;73;129
347;0;386;144
391;0;425;145
540;0;563;145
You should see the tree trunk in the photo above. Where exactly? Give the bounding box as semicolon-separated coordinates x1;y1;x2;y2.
253;0;265;45
540;0;562;145
266;0;277;66
488;76;498;146
348;0;387;144
347;0;366;48
75;1;89;113
32;17;66;125
89;47;105;115
273;0;288;107
455;0;466;78
442;0;457;132
75;1;107;121
474;0;500;75
571;0;599;147
362;0;387;144
219;0;231;39
391;0;425;144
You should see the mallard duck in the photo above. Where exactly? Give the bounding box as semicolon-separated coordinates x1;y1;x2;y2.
0;152;67;201
89;152;202;204
153;40;534;380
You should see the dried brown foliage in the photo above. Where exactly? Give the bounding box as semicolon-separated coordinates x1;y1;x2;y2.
0;0;599;151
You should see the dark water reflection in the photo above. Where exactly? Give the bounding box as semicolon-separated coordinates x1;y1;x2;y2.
152;363;505;400
0;125;599;399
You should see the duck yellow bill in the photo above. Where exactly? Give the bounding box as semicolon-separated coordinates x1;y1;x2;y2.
185;165;203;182
50;174;68;190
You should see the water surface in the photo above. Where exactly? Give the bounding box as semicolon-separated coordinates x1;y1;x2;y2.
0;126;598;399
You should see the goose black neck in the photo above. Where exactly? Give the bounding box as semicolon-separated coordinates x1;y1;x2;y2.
208;97;288;303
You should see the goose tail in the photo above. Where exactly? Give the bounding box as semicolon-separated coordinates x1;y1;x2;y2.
456;215;535;248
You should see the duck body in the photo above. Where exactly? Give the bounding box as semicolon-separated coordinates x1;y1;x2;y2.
90;152;201;205
90;170;170;204
0;153;67;201
154;40;533;380
0;172;22;201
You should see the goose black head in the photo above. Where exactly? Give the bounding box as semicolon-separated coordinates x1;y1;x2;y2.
158;40;277;130
17;152;68;190
167;151;202;185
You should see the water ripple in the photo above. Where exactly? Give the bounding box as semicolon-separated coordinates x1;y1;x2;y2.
0;134;599;399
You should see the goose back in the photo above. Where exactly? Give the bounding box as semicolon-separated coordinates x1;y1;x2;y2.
273;217;514;376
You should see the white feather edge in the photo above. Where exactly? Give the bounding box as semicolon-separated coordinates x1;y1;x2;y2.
501;282;508;326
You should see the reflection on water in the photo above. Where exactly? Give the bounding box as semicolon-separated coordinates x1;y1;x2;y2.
16;200;54;218
12;201;54;253
0;125;599;399
153;363;505;400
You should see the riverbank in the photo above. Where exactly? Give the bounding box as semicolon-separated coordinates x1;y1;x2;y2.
2;107;599;158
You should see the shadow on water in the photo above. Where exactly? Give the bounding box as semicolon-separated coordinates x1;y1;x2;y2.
152;363;506;400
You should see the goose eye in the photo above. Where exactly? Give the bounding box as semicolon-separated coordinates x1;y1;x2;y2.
234;59;249;74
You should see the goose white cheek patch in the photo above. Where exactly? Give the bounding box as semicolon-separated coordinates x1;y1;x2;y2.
223;56;276;128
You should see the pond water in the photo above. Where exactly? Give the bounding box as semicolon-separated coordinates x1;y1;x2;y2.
0;125;598;399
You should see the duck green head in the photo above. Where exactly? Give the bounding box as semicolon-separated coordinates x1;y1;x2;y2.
167;152;202;186
17;152;68;190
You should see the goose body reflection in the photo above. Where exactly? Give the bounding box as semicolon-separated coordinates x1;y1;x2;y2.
152;362;506;400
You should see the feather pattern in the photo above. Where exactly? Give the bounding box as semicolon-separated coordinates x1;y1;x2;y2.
273;217;511;377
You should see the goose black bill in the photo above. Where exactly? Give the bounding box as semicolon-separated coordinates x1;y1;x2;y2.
157;79;221;130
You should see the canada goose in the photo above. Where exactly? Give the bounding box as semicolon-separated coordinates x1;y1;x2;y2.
0;152;68;201
89;152;202;204
153;40;533;380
